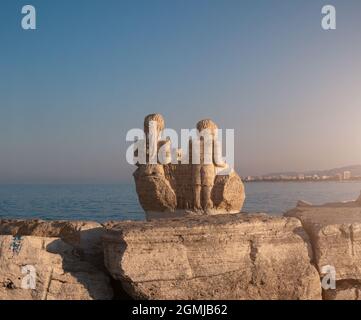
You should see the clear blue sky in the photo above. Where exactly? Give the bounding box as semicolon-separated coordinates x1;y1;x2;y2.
1;0;361;183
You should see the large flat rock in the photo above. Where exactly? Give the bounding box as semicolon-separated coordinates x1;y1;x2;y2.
0;219;106;269
285;206;361;281
103;214;321;300
0;235;113;300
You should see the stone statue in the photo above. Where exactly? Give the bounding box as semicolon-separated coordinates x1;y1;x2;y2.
132;114;245;220
193;119;222;212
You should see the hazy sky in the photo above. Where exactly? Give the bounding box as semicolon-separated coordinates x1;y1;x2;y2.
1;0;361;183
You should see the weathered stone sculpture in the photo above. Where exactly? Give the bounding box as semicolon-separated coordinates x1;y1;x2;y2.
132;114;245;219
133;114;178;214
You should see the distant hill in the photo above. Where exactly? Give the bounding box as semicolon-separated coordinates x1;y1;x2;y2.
267;165;361;177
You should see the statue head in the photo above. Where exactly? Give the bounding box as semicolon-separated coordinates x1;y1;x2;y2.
196;119;218;137
144;113;165;136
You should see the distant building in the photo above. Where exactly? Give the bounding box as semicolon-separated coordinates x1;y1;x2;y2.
343;171;352;180
280;175;291;180
298;174;305;180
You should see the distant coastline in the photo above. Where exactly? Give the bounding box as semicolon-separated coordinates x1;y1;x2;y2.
243;165;361;183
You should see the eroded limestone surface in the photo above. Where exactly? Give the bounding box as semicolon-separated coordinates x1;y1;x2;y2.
0;219;106;269
0;235;112;300
1;193;361;300
103;214;321;300
285;192;361;300
285;205;361;280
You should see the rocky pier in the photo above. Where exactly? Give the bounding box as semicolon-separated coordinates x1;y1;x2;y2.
0;192;360;300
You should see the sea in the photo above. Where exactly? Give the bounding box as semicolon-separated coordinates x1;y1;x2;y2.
0;182;360;222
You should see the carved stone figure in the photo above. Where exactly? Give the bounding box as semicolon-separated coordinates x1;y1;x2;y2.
132;114;245;219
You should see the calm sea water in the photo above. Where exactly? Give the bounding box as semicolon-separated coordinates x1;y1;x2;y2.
0;182;360;222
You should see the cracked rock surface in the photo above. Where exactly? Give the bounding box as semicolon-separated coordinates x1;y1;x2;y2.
0;219;106;269
0;235;113;300
103;214;321;300
2;192;361;300
285;206;361;280
285;197;361;300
